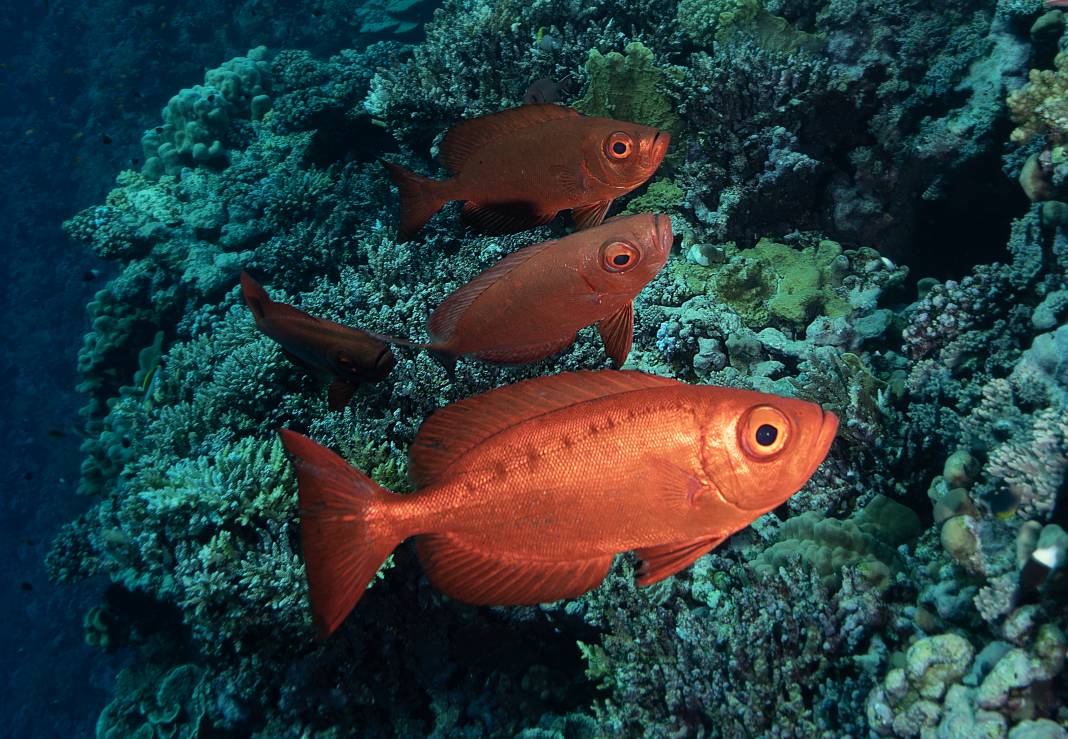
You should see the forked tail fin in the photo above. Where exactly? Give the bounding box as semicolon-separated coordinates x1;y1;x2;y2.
380;159;449;242
278;428;402;639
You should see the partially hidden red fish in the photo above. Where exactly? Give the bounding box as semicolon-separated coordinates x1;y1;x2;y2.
240;272;396;411
386;212;672;369
279;370;839;637
381;104;671;241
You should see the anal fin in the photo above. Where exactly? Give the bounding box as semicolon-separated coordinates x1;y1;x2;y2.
597;302;634;366
416;533;614;605
461;201;556;235
633;535;726;587
472;334;577;365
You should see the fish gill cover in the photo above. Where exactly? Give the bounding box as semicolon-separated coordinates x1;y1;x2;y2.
45;0;1068;736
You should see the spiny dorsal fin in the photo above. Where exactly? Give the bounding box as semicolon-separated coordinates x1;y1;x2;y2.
409;370;678;486
439;104;580;173
428;238;556;341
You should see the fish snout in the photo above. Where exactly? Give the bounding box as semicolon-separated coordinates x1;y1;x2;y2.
653;214;674;257
643;131;671;169
804;407;839;479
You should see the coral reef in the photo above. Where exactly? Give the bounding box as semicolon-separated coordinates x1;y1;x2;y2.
47;0;1068;735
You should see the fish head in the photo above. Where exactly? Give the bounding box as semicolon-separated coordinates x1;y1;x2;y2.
330;341;396;383
577;212;674;295
582;119;671;191
699;389;839;514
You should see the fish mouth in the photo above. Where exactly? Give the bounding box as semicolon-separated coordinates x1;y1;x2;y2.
654;213;674;256
643;131;671;168
804;408;839;479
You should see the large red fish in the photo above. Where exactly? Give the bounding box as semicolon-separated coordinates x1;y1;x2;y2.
386;212;672;368
240;272;395;411
279;370;839;637
381;104;671;241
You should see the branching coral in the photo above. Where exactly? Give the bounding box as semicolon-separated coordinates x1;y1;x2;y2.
986;408;1068;521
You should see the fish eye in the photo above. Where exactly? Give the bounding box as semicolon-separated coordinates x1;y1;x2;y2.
604;132;634;160
739;405;790;460
600;240;642;272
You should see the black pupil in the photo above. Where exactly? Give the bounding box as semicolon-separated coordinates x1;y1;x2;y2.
612;141;627;155
755;424;778;446
612;253;630;266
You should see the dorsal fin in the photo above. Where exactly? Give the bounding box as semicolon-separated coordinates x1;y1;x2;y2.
439;104;580;173
409;370;678;486
428;238;556;341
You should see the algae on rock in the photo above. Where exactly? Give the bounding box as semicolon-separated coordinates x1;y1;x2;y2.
713;238;852;328
575;41;679;132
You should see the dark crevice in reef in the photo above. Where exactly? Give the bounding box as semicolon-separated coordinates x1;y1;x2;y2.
908;131;1027;283
304;111;401;168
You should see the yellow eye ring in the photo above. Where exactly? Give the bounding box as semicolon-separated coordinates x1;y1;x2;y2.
600;240;642;272
605;132;634;160
739;405;791;460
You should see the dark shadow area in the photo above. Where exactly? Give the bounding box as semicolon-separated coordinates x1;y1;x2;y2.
908;141;1028;283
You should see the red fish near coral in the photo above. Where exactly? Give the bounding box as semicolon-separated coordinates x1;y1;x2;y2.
240;272;395;411
381;104;671;241
280;370;839;637
387;212;672;368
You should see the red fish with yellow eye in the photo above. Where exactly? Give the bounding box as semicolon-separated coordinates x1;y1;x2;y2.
381;104;671;241
279;369;839;638
377;213;672;370
240;272;396;411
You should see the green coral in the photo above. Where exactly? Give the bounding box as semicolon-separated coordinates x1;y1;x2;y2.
676;0;823;54
713;238;852;327
575;41;679;132
754;495;922;590
622;178;685;215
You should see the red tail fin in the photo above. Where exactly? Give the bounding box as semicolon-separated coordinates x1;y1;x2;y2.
380;159;449;242
278;428;401;638
240;271;271;322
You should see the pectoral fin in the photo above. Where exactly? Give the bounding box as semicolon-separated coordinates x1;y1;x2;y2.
416;533;614;604
633;535;727;586
597;302;634;366
328;380;358;411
